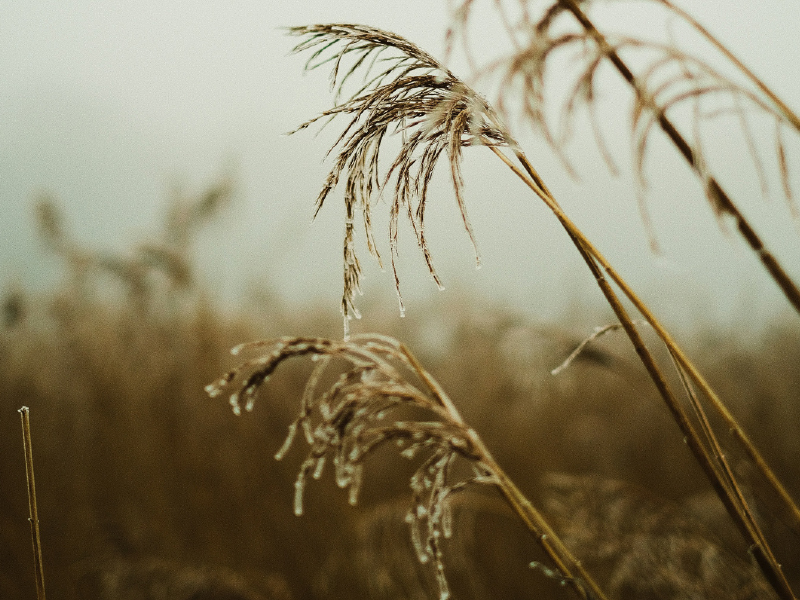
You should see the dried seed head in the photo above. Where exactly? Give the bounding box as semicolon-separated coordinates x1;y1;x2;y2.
289;24;511;334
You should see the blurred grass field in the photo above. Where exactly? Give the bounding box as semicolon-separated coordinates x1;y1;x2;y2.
2;196;798;598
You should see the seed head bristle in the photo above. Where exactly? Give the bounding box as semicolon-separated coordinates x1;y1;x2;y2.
289;24;510;334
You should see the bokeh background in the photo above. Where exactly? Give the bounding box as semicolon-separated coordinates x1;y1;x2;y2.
2;0;799;330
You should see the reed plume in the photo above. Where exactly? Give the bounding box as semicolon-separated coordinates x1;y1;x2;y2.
207;8;800;600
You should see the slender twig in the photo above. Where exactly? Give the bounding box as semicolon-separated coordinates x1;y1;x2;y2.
19;406;46;600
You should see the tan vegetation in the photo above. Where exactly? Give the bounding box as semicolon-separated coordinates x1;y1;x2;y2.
4;1;800;599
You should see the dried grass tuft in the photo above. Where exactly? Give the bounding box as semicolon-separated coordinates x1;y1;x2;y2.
288;24;511;335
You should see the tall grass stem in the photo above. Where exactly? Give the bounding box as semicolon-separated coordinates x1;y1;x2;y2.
19;406;46;600
490;144;798;600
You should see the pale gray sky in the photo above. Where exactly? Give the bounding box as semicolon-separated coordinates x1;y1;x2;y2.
1;1;799;332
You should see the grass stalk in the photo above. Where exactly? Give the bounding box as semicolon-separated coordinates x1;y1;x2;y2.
399;342;609;600
282;20;799;598
490;144;798;600
654;0;800;133
498;143;800;528
18;406;46;600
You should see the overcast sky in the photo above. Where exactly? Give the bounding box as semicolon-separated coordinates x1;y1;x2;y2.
2;0;799;333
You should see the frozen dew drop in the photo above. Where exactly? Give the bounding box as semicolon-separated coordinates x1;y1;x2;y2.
313;456;326;480
442;503;453;539
275;423;298;460
231;343;247;356
401;446;418;459
294;475;306;516
229;392;241;415
348;464;363;505
205;383;221;398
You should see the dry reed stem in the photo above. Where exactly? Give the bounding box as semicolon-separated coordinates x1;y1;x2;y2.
496;139;800;531
453;0;800;309
19;406;46;600
490;144;797;600
207;335;609;600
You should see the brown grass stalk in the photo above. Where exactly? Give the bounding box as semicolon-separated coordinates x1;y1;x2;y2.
233;15;800;600
19;406;46;600
490;143;797;600
496;140;800;537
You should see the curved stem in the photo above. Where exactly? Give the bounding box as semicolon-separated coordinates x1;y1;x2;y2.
479;442;609;600
489;143;798;600
400;343;610;600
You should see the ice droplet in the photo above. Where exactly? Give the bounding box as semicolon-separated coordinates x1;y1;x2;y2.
294;476;306;516
401;446;418;459
275;423;297;461
231;343;246;356
313;456;326;480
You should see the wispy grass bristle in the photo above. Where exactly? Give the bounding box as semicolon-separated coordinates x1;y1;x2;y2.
288;24;511;334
